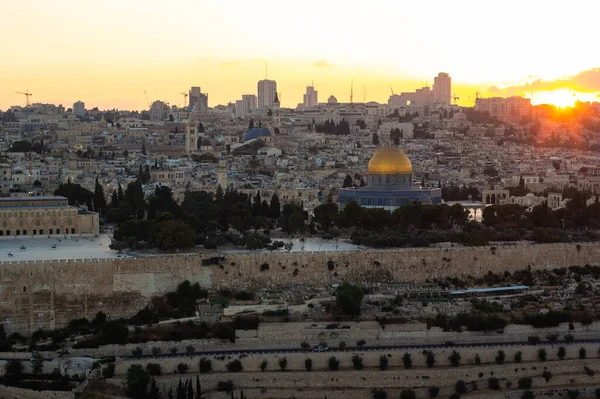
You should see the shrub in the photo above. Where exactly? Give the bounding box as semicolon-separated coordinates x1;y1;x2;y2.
328;356;340;371
131;347;143;356
186;345;195;353
429;386;440;398
455;380;467;394
126;364;149;399
542;370;552;382
558;346;566;360
102;363;115;378
352;354;363;370
227;359;243;372
379;355;389;370
300;341;310;349
357;339;366;347
567;390;580;399
169;347;177;354
474;353;481;365
199;358;212;373
177;363;188;374
538;348;547;361
579;347;586;359
400;389;416;399
518;377;533;389
449;394;461;399
339;341;346;348
488;377;500;390
495;350;505;364
259;360;268;372
217;380;234;393
305;358;313;371
278;357;288;371
151;347;161;355
449;350;461;367
546;333;559;343
146;363;161;376
515;351;523;363
402;352;412;369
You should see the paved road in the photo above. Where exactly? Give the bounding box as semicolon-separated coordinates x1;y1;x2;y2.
2;338;598;362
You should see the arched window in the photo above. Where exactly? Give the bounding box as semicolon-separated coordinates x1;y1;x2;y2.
67;219;72;226
52;220;57;226
18;220;23;227
35;220;41;226
1;221;6;228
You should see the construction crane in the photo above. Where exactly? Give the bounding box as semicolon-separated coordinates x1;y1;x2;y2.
180;92;188;108
350;79;354;104
144;90;151;108
390;87;395;96
16;90;32;106
451;94;460;104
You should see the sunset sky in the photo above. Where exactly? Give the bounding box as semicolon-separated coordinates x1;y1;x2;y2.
1;0;599;110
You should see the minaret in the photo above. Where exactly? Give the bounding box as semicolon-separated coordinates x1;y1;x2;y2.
217;159;228;188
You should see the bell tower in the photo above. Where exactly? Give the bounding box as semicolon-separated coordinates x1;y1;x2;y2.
185;114;198;154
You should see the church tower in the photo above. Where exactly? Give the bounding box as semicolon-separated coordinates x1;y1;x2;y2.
185;114;198;154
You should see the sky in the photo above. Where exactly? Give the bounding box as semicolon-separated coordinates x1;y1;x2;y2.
1;0;599;110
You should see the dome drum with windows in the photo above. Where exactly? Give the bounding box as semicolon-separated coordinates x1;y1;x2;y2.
339;146;441;209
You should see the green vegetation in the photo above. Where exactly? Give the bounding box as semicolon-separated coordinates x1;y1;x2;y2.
336;284;364;316
328;356;340;371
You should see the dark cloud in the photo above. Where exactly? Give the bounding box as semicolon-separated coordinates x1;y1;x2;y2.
485;68;600;96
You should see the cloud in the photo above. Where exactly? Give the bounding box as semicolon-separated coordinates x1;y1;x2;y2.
485;68;600;96
313;60;332;68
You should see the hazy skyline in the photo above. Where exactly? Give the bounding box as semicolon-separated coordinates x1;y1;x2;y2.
2;0;599;110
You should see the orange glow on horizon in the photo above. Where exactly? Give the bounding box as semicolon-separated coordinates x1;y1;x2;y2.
527;89;599;108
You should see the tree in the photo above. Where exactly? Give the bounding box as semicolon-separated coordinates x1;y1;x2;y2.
227;360;243;372
5;359;23;377
579;346;586;359
373;388;387;399
495;350;505;364
558;346;566;360
372;132;380;145
402;353;412;369
514;351;523;363
538;348;547;361
269;193;281;219
260;360;268;372
328;356;340;371
126;180;145;220
146;363;162;376
248;119;254;129
474;353;481;364
199;358;212;373
352;354;363;370
522;390;535;399
336;284;364;316
278;357;287;371
197;122;205;133
342;174;353;188
313;203;339;232
455;380;467;394
449;350;461;367
356;339;366;347
518;377;533;389
154;220;195;250
379;355;389;370
429;386;440;398
542;370;552;382
31;351;44;374
425;351;436;367
102;363;115;378
147;378;160;399
488;377;500;390
126;364;150;399
400;389;416;399
304;358;313;371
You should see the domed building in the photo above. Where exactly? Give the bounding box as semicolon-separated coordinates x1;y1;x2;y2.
243;127;274;143
338;146;441;209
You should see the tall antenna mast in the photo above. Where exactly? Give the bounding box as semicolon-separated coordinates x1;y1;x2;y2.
350;79;354;104
265;62;268;79
364;84;366;103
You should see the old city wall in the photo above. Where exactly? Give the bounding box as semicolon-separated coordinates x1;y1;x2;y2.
0;242;598;334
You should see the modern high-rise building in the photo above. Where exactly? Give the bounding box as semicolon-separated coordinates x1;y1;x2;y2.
303;85;318;108
433;72;451;105
73;101;85;117
258;79;277;110
189;87;201;109
189;87;208;113
475;96;531;119
235;94;257;117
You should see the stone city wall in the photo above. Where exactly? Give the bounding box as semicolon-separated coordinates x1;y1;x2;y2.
0;242;598;333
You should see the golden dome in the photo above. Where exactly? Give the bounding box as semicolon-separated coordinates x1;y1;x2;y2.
367;146;413;175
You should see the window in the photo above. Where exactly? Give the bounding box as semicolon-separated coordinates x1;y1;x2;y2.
16;230;20;236
23;230;27;235
67;219;72;226
35;220;40;226
22;286;26;293
6;231;10;236
39;229;44;235
49;229;53;234
32;230;36;235
71;228;75;234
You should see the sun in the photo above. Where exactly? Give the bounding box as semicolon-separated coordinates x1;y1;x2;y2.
529;88;596;108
